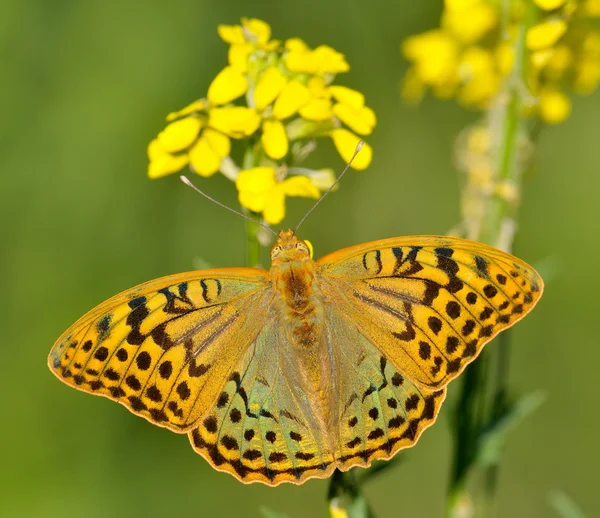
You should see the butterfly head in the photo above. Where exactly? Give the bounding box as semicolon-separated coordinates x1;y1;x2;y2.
271;230;311;264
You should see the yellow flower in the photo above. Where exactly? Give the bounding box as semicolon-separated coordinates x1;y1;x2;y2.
285;41;350;75
539;87;571;123
457;46;501;106
188;128;231;177
526;18;568;50
218;17;273;46
156;117;202;153
273;80;311;119
402;30;460;86
148;104;240;179
261;119;288;159
533;0;567;10
254;66;288;110
208;106;261;138
207;66;248;105
219;18;280;74
330;129;373;170
443;0;498;43
147;139;189;179
235;166;320;224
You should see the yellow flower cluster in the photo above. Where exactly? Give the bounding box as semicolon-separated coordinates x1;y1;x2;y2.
401;0;600;123
148;18;376;224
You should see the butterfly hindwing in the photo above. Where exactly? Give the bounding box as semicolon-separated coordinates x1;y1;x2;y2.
189;318;336;485
321;306;446;471
48;269;271;432
318;235;543;389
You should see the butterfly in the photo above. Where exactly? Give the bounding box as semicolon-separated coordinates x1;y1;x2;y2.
49;230;543;486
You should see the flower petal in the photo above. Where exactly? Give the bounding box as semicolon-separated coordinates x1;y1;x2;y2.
228;42;253;73
281;175;320;198
533;0;566;10
235;166;276;213
539;87;571;123
254;66;288;110
329;86;365;109
273;80;311;119
333;103;376;135
262;119;289;159
166;100;206;122
285;38;309;52
203;128;231;157
218;24;245;44
299;98;333;121
189;137;221;177
209;107;261;138
262;185;286;224
207;66;248;105
157;117;202;153
241;17;271;45
235;166;276;195
307;76;331;99
330;129;373;170
147;139;189;178
526;19;567;50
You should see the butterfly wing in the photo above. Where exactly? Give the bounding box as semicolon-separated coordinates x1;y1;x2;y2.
317;235;543;389
321;305;446;470
189;317;336;486
48;268;272;432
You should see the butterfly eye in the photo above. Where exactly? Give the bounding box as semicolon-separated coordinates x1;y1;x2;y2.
271;245;283;257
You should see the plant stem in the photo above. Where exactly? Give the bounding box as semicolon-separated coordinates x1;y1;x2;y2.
447;7;535;517
246;217;261;268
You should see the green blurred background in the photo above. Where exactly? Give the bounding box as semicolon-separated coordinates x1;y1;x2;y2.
2;1;599;516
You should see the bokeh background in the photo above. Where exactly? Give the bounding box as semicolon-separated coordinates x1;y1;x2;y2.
2;1;599;517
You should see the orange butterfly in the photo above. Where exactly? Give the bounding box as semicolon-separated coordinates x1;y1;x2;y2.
49;229;542;485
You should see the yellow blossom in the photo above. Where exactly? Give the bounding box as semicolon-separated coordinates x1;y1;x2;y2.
299;98;333;121
208;106;261;138
533;0;567;10
166;100;206;122
402;30;460;85
147;139;189;179
273;80;311;119
333;103;376;135
443;1;497;43
254;66;288;110
539;87;571;123
189;128;231;176
218;18;272;46
261;119;288;159
235;166;319;224
157;117;202;153
526;19;568;50
207;66;248;105
330;129;373;170
285;44;350;75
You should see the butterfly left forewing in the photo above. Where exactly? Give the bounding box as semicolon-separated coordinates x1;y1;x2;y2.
49;268;271;432
318;236;543;389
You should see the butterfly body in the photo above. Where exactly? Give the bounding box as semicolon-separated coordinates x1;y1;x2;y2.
49;230;543;485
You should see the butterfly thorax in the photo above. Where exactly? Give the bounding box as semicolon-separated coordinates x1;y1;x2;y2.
270;231;323;348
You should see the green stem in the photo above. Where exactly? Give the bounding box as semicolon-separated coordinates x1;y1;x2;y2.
447;6;536;517
246;217;261;268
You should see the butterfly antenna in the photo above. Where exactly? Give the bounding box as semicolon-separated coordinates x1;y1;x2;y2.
180;176;279;238
294;140;364;232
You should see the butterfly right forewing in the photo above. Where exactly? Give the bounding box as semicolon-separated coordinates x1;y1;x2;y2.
318;235;543;390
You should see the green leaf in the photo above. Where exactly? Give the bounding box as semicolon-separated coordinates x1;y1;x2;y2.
260;507;290;518
476;390;545;467
548;491;587;518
